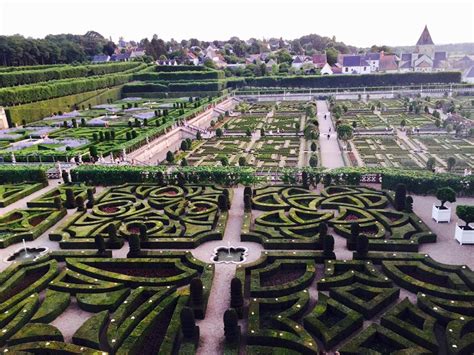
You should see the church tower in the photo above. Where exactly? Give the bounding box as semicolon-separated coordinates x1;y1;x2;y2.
415;25;435;58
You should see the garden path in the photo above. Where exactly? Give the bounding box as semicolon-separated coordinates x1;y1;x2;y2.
195;187;263;355
316;100;345;168
0;180;57;216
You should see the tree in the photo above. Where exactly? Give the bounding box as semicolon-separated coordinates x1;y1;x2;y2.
319;222;328;238
196;131;202;140
218;194;229;211
53;196;62;210
309;155;318;167
166;151;174;163
238;156;246;166
107;223;118;242
61;170;70;184
220;157;229;166
181;158;188;167
405;196;413;213
94;235;106;255
246;128;252;137
356;234;369;254
456;205;474;229
400;119;406;128
426;157;436;171
260;128;265;137
322;234;335;256
75;196;85;211
190;278;203;308
310;142;317;152
436;187;456;208
337;124;353;142
128;234;141;256
244;194;252;212
138;223;147;241
65;189;76;209
180;140;188;151
395;183;407;211
230;277;244;318
180;306;199;339
216;128;223;137
447;157;456;172
224;309;240;343
89;145;98;160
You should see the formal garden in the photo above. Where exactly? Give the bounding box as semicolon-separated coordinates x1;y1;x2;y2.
0;162;472;354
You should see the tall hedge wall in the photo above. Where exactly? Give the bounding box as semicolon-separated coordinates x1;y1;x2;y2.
0;62;143;87
133;71;224;81
155;65;209;72
227;72;461;89
122;80;225;94
0;74;133;106
6;86;123;126
0;166;48;184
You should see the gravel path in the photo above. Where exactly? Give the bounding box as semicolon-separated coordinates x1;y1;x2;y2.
317;100;345;168
195;187;262;355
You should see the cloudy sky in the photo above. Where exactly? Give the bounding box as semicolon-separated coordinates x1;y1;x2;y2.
1;0;473;47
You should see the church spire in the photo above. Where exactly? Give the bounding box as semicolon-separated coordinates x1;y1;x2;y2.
416;25;434;46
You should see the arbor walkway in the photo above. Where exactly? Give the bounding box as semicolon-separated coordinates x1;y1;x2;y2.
316;100;345;168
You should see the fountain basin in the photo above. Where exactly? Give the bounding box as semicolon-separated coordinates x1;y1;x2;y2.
211;246;248;264
5;247;49;263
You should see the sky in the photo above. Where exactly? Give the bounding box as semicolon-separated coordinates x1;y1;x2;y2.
0;0;473;47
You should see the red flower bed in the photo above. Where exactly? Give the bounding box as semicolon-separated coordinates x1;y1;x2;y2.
344;214;360;221
100;206;119;213
127;226;140;234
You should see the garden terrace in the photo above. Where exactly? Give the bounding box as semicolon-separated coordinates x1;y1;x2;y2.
413;136;474;172
0;252;213;354
183;136;305;168
225;114;268;132
353;136;425;168
49;184;229;249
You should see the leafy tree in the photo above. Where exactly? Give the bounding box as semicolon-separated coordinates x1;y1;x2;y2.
309;155;318;167
89;145;98;160
216;128;223;137
426;157;436;171
196;131;202;140
447;157;456;172
238;156;246;166
456;205;474;228
220;157;229;166
180;140;188;151
310;142;317;152
436;187;456;208
166;151;174;163
337;124;353;142
75;196;85;211
181;158;188;167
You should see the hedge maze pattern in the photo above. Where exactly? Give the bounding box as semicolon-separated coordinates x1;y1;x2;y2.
244;185;435;251
236;252;474;354
50;184;229;249
0;252;214;354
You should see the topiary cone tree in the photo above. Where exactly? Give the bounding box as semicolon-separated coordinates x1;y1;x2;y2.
436;187;456;209
394;183;407;211
230;278;244;318
76;196;85;212
349;222;359;247
180;306;199;341
65;189;76;209
319;222;328;239
86;188;95;208
218;194;229;212
244;186;252;197
94;235;106;255
224;309;240;344
127;234;141;257
322;234;335;256
190;278;205;319
456;205;474;229
244;194;252;212
356;234;369;255
53;196;62;210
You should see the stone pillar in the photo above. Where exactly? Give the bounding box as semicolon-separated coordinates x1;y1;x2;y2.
0;107;8;129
